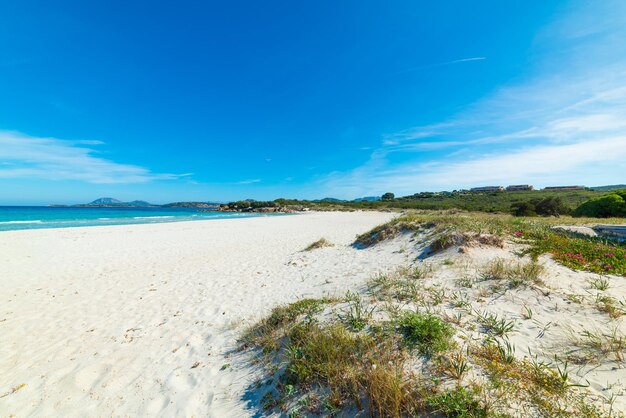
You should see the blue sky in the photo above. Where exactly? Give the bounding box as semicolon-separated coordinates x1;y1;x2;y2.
1;1;625;204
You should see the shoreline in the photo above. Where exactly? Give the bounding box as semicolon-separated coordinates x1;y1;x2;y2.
0;209;293;233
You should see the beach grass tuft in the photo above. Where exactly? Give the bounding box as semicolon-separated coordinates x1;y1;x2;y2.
480;258;544;288
304;238;334;251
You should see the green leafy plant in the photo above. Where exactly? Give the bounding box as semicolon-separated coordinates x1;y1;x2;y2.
574;190;626;218
339;293;374;331
476;310;517;337
397;311;455;355
427;386;488;418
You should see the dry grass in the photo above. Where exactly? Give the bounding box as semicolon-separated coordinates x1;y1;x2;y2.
479;258;545;288
242;298;494;417
566;327;626;365
303;237;334;251
354;218;426;248
241;297;332;352
471;342;608;417
367;266;431;302
595;295;626;319
429;232;505;255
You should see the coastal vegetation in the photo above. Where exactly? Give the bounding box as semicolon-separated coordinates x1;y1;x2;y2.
240;210;626;417
221;189;626;218
510;196;570;217
573;190;626;218
78;188;626;219
354;211;626;276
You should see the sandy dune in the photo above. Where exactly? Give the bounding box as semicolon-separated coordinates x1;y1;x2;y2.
0;212;406;417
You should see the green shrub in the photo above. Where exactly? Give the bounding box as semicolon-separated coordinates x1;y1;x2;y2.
427;387;488;418
510;201;537;216
397;312;454;355
573;190;626;218
511;197;570;217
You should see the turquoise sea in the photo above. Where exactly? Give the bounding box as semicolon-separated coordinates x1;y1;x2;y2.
0;206;278;232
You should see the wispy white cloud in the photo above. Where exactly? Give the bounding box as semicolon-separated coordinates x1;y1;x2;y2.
316;1;626;198
395;57;487;75
237;178;262;184
319;136;626;198
0;130;188;184
75;139;105;145
319;76;626;197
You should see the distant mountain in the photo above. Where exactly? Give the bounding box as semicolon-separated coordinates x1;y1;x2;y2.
67;198;221;209
90;197;123;205
590;185;626;192
317;197;346;203
74;198;155;207
353;196;381;202
126;200;153;206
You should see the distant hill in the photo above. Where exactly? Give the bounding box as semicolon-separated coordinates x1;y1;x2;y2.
590;185;626;192
66;198;221;209
74;198;155;207
312;196;381;203
162;202;221;208
353;196;381;202
90;197;123;205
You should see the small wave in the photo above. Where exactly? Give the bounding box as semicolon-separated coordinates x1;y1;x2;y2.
132;216;176;220
0;220;43;224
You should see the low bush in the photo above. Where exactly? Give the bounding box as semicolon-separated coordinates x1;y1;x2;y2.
511;197;570;217
573;190;626;218
427;386;488;418
397;311;455;355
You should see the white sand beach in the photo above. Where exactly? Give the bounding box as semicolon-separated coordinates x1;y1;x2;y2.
0;212;403;417
3;211;626;416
